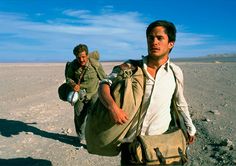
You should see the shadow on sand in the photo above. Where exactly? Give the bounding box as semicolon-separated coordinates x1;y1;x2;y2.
0;157;52;166
0;118;86;149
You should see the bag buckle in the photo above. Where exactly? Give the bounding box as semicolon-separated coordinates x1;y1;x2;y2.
154;147;166;164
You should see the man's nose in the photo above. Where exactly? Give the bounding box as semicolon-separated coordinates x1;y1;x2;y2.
152;37;159;44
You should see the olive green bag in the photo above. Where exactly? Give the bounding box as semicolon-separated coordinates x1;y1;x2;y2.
85;60;145;156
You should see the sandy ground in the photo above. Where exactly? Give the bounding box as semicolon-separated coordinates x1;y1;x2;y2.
0;61;235;166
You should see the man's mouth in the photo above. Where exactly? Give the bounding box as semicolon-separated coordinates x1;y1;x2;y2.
150;48;160;52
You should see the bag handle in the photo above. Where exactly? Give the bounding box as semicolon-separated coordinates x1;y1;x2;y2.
70;91;77;106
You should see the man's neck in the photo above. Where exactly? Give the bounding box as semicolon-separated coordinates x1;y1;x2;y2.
147;55;168;69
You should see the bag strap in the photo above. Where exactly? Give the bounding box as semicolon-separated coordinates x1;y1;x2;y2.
154;147;166;164
127;59;146;138
78;66;87;84
169;65;189;142
69;66;87;105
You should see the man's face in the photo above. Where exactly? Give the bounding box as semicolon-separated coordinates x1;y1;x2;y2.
147;26;174;60
76;51;88;66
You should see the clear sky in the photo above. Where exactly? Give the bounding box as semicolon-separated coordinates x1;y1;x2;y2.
0;0;236;62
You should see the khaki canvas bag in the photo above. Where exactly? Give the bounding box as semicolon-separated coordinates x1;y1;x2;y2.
128;129;187;165
85;60;145;156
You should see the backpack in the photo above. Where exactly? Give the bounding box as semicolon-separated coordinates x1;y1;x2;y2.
64;61;71;78
88;50;100;60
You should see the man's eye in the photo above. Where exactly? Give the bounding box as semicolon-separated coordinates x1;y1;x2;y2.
148;36;154;40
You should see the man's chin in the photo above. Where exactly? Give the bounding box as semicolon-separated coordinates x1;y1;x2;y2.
149;52;160;57
148;54;167;61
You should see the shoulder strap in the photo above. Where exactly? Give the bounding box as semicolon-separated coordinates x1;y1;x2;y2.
78;67;87;84
120;59;146;138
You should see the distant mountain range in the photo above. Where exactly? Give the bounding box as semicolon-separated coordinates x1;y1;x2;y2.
173;53;236;62
205;53;236;58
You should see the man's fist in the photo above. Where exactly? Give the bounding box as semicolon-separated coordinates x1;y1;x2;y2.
73;84;80;92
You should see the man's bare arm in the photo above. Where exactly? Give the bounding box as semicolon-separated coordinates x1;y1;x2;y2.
98;83;128;124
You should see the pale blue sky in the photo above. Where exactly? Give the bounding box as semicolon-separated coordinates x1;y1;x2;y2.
0;0;236;62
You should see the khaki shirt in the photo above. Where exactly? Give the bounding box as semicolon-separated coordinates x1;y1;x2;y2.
66;58;106;100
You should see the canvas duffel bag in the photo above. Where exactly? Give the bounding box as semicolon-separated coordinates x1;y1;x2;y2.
85;60;145;156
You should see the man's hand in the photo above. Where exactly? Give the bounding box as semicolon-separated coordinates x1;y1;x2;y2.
188;135;196;144
99;83;128;125
73;84;80;92
109;103;128;125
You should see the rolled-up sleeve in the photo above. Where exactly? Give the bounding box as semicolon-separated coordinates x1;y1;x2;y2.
100;66;121;86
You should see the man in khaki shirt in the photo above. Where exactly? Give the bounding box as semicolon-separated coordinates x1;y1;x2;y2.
66;44;106;142
98;20;196;165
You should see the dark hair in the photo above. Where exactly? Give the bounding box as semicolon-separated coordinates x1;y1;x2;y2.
146;20;176;42
73;44;89;56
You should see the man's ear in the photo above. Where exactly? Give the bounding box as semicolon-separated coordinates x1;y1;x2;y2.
169;41;175;49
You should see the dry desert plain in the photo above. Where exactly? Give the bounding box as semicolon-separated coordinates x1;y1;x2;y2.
0;61;235;166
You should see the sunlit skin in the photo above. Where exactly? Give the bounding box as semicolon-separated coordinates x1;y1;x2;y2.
73;51;89;92
147;26;174;78
76;51;89;67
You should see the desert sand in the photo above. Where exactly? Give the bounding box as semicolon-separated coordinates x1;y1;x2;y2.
0;61;235;166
